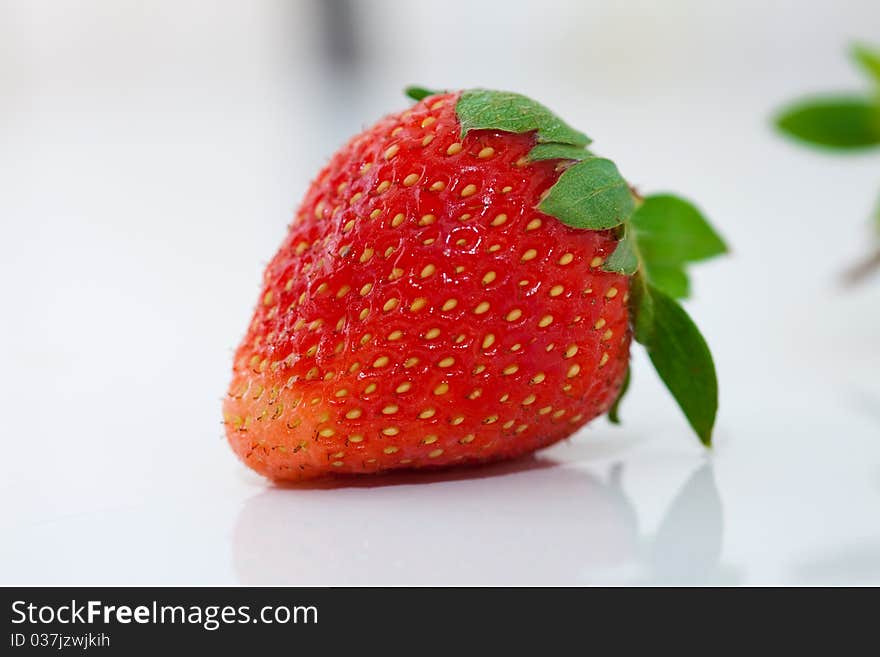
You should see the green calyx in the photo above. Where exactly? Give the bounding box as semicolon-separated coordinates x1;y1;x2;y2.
599;191;726;444
404;86;593;160
592;189;727;445
404;86;441;102
404;85;728;446
456;89;591;153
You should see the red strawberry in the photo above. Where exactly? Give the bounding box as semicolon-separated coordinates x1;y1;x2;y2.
223;88;726;481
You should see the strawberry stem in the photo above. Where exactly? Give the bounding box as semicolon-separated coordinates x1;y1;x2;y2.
842;246;880;285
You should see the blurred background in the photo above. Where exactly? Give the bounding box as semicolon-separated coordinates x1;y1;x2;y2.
1;0;878;585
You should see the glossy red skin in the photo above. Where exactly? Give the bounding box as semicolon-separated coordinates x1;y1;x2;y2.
224;92;631;481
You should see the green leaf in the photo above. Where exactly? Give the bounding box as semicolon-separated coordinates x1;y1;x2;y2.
631;195;727;267
404;86;440;101
602;231;639;275
456;89;590;147
636;284;718;446
618;194;724;299
538;157;635;229
645;265;690;299
851;43;880;83
528;143;591;162
630;274;655;344
775;96;880;149
607;367;631;425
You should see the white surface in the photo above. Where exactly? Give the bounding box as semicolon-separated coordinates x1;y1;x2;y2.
1;0;879;585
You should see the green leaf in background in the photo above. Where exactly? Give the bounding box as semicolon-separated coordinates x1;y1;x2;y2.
457;89;590;147
851;43;880;83
602;230;639;275
775;96;880;149
773;45;880;286
527;142;591;162
538;157;635;229
636;284;718;446
607;366;631;425
404;86;440;101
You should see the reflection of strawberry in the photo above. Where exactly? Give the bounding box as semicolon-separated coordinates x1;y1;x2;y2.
233;462;731;585
224;88;725;481
233;460;641;585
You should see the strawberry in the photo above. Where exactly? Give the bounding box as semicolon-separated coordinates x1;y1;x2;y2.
223;87;726;481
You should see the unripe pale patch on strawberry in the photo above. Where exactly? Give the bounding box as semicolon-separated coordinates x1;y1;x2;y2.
223;87;727;481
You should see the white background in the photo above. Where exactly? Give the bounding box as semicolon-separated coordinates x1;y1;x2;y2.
1;0;878;584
